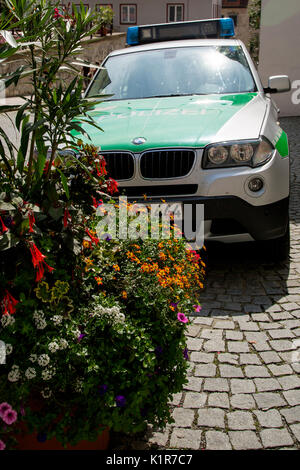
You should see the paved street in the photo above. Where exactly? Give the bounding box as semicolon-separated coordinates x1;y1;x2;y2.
111;116;300;450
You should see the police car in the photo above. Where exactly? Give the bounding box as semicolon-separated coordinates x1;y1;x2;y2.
81;18;291;261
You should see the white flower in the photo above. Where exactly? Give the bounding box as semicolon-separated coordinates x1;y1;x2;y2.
117;313;125;323
38;354;50;367
5;344;13;355
41;367;56;381
37;319;47;330
1;314;15;328
41;388;52;399
93;304;125;324
72;328;81;338
33;311;47;330
59;339;68;350
48;341;59;353
8;365;20;382
25;367;36;380
74;378;83;393
51;315;63;325
76;347;88;357
29;354;37;363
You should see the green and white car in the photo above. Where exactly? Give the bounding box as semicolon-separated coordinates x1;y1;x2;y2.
80;18;291;260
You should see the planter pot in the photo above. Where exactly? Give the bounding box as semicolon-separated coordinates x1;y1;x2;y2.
13;396;110;450
15;422;110;450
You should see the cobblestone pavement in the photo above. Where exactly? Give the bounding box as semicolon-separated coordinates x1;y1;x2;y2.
110;117;300;450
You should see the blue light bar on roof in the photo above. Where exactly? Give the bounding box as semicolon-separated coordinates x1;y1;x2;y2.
126;18;235;46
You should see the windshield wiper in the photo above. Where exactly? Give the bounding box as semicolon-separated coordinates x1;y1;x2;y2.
149;93;207;98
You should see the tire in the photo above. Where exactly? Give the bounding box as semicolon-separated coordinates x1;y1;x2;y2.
261;221;290;263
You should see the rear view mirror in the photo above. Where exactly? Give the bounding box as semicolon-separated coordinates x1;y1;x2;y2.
264;75;291;94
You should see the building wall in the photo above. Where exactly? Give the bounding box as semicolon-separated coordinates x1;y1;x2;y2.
221;0;250;48
258;0;300;116
221;7;249;47
61;1;222;32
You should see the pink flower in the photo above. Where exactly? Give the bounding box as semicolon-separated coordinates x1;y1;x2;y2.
2;408;17;425
0;403;11;419
0;440;6;450
177;312;188;324
193;304;202;313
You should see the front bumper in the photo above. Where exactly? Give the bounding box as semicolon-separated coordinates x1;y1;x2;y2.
128;195;289;242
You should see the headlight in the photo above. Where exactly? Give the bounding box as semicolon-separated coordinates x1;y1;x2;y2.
208;146;228;165
202;138;274;169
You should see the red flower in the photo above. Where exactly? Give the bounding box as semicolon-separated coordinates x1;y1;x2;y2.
63;208;71;228
1;290;18;316
106;178;118;195
29;242;54;282
85;229;99;246
53;7;63;19
92;197;103;209
28;211;35;234
0;216;8;234
95;158;107;177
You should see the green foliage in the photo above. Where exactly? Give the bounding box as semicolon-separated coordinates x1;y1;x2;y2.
0;0;204;450
249;0;261;30
248;0;261;64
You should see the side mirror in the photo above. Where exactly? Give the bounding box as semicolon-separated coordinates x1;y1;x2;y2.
264;75;291;94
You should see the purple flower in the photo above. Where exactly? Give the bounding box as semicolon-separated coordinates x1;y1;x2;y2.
0;440;6;451
2;408;17;425
37;432;47;443
0;403;12;419
183;347;189;360
99;384;108;396
170;302;179;309
193;304;202;313
155;346;163;357
77;333;86;342
105;234;112;241
177;312;188;324
115;395;126;407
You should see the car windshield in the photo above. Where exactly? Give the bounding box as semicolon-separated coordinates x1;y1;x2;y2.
87;45;257;100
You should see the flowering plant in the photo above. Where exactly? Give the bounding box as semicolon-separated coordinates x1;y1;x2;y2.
0;221;204;447
0;0;205;449
0;402;18;450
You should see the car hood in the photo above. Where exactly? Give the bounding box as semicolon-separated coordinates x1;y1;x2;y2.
74;93;267;151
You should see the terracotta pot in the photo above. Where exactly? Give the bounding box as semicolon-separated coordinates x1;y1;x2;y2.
15;422;110;450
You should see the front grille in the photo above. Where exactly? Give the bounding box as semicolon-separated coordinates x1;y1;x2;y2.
120;185;198;197
140;150;195;179
102;152;134;180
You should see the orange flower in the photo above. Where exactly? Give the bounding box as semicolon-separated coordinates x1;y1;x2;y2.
122;291;127;299
113;264;120;272
85;258;93;266
95;276;103;285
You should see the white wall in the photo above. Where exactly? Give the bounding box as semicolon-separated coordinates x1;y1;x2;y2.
258;0;300;117
62;1;220;32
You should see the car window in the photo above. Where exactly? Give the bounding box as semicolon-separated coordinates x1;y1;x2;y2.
87;46;257;100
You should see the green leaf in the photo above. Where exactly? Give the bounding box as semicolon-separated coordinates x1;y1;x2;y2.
16;101;30;131
17;114;30;173
57;168;70;200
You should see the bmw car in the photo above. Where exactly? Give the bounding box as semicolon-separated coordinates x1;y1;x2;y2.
77;18;291;261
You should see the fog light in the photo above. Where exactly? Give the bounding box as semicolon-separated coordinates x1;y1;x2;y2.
248;177;264;192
